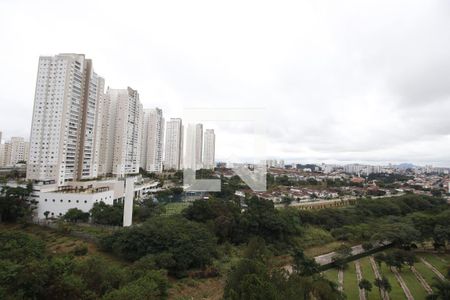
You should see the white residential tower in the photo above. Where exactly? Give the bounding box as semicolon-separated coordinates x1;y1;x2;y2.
27;54;105;185
140;108;164;173
203;129;215;169
164;118;183;170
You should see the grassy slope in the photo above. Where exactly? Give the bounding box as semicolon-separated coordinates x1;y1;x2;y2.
169;278;224;300
379;264;407;300
359;257;382;300
163;202;191;216
414;261;440;292
322;267;339;284
397;267;428;300
304;241;348;257
0;223;127;265
419;253;449;276
343;262;360;300
5;223;446;300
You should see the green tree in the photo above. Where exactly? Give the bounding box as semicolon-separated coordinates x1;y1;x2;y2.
374;252;386;268
100;216;217;275
293;249;319;276
240;197;297;244
102;270;169;300
362;242;373;251
74;256;126;295
183;197;241;243
0;231;45;262
224;258;277;300
63;208;89;223
0;184;36;222
372;222;421;249
90;201;123;226
374;276;391;295
224;238;343;300
426;279;450;300
359;278;372;297
433;225;450;250
133;197;165;222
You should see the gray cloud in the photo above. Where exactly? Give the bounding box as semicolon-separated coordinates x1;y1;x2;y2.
0;0;449;166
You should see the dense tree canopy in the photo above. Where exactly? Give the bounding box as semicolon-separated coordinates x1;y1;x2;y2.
1;185;449;299
63;208;89;223
100;216;217;275
133;197;165;222
90;201;123;226
183;196;302;247
0;230;169;300
224;238;344;300
0;183;35;222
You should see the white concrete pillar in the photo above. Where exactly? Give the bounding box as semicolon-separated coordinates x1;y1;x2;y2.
123;177;135;227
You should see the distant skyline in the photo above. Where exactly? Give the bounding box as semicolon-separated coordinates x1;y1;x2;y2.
1;0;450;167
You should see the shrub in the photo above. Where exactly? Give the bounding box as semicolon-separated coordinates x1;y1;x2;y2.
72;244;88;256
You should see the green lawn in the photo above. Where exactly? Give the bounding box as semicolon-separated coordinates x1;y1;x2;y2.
322;267;339;284
414;261;440;290
379;264;407;300
162;202;191;215
397;267;428;300
418;253;449;276
343;262;360;300
359;257;382;300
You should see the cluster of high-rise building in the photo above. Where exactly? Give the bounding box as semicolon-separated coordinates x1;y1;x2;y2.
0;132;30;167
266;159;285;169
25;53;215;187
163;119;215;171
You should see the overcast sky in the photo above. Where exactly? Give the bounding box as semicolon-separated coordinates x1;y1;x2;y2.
1;0;450;166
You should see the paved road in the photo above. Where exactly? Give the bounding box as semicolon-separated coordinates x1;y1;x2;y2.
315;244;365;265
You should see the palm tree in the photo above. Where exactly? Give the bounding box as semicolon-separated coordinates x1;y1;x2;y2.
359;278;372;297
374;276;391;297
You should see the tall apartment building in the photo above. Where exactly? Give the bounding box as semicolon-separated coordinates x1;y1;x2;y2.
164;118;183;170
0;144;6;167
27;54;105;185
3;137;30;166
184;123;203;170
140;108;164;173
203;129;216;169
97;88;113;176
98;87;143;177
78;76;105;180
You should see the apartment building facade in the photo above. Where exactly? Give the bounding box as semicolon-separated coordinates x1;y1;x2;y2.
140;108;164;173
99;87;143;177
203;129;215;169
164;118;183;170
27;54;105;185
